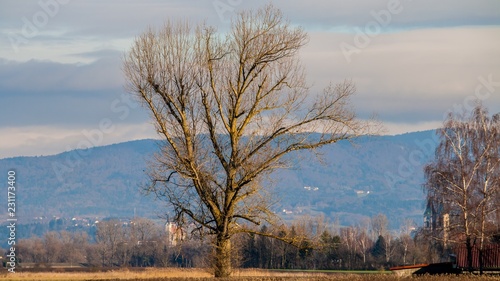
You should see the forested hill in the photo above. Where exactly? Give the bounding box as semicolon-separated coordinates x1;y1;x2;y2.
0;130;438;229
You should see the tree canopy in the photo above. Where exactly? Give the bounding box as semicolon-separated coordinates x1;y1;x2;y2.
424;103;500;272
124;5;375;277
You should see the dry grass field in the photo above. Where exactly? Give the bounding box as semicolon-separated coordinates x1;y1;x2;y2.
0;268;210;281
0;268;499;281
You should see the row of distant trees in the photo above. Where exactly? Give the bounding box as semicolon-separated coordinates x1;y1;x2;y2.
236;215;435;270
16;218;171;267
12;214;444;270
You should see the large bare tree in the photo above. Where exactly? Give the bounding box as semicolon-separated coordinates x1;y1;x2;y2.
124;5;374;277
424;103;500;272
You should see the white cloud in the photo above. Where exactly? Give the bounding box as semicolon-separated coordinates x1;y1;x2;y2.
383;121;443;135
301;27;500;122
0;123;157;159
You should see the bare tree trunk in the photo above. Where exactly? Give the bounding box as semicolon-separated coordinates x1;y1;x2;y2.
466;236;473;273
479;247;484;275
403;243;408;265
214;236;231;278
480;208;485;275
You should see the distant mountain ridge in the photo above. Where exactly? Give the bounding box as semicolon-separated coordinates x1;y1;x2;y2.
0;130;440;229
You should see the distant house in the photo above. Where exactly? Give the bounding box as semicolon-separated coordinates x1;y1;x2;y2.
165;222;185;246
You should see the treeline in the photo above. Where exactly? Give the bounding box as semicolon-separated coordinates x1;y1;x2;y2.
235;215;437;270
8;214;453;270
15;218;172;267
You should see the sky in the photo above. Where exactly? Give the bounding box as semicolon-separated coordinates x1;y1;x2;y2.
0;0;499;159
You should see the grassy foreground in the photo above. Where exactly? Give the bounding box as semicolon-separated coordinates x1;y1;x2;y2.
0;268;499;281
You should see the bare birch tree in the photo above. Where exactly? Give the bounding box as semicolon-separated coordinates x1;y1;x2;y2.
399;218;416;265
424;103;500;272
356;225;371;266
124;5;374;277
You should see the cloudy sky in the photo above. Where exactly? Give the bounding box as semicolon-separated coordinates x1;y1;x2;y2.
1;0;499;159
